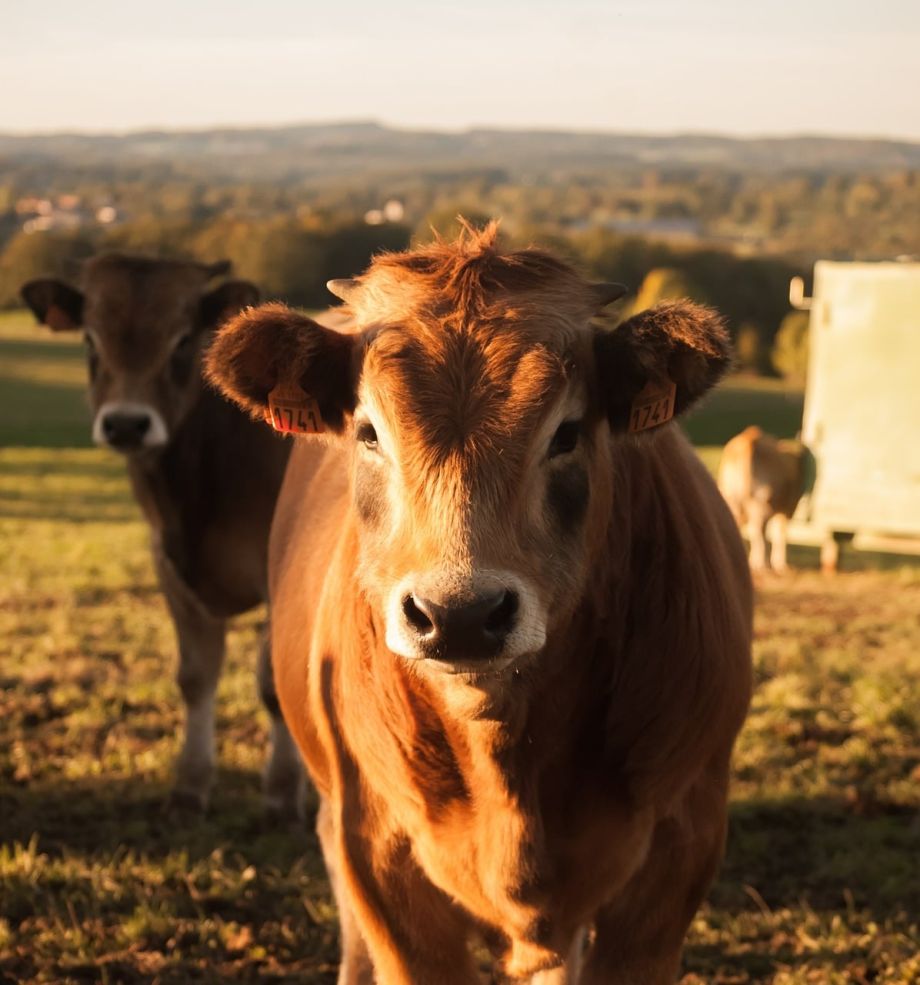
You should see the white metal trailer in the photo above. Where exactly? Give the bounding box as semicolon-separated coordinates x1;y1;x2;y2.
790;261;920;566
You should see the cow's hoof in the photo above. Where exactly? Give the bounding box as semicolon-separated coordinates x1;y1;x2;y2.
166;787;209;815
264;777;317;827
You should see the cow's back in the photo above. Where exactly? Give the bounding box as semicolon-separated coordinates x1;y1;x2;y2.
719;425;805;523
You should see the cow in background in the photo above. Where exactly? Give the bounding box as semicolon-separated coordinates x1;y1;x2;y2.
21;255;301;814
206;226;753;983
718;425;807;573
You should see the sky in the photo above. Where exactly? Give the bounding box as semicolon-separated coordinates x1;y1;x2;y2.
2;0;919;139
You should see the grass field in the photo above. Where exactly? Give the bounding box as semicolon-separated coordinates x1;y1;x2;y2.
2;310;919;984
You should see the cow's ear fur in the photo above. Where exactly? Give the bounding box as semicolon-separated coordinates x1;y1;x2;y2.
20;279;84;331
205;302;357;434
594;301;732;432
199;279;260;329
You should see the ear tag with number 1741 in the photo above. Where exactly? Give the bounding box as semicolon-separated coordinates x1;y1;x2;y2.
629;378;677;433
265;382;325;435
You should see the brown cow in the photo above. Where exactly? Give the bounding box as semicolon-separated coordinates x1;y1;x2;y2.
718;425;807;573
21;255;302;814
206;226;752;983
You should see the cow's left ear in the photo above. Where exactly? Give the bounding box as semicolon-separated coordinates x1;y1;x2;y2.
199;279;260;329
20;278;85;331
594;301;732;433
204;302;358;434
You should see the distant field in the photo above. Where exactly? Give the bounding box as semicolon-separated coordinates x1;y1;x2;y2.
2;310;919;983
0;309;805;452
683;374;805;448
0;310;93;449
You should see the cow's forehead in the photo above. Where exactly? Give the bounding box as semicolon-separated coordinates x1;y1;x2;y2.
346;227;599;332
82;259;205;333
359;320;587;472
348;231;602;447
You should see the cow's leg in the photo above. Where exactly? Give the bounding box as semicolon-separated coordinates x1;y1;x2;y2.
579;777;728;985
529;927;587;984
746;502;769;572
768;513;789;573
258;628;306;818
154;550;226;810
321;802;477;985
317;799;375;985
168;596;226;811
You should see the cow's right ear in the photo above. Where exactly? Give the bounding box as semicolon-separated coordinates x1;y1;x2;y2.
20;279;84;331
204;302;358;434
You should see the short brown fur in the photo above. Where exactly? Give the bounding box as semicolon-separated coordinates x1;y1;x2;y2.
207;225;752;982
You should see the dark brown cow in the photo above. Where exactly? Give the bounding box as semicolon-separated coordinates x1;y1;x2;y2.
207;226;753;983
21;255;302;814
718;425;807;573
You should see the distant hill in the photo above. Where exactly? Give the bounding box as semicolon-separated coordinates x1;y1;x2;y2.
2;122;918;180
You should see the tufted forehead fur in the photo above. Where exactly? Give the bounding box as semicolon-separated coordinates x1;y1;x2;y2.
347;221;598;333
347;226;602;483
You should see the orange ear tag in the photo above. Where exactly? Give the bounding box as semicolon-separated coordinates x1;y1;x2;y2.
629;378;677;434
265;382;325;435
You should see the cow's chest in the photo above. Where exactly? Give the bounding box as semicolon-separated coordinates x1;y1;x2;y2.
399;748;654;974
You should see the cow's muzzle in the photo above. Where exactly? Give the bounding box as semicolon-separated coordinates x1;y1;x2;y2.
93;401;169;454
386;571;547;671
401;587;519;665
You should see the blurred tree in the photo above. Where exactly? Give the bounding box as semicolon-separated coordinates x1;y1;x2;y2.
631;267;703;313
771;310;810;383
734;322;771;375
413;208;492;245
102;217;193;255
321;222;411;300
0;230;95;308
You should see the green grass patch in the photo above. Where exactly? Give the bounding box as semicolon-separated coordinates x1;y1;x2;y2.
0;310;93;448
682;374;804;446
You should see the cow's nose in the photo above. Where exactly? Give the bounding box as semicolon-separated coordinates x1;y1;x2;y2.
101;411;151;450
402;588;519;662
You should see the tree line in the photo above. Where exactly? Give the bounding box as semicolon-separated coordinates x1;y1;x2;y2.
10;155;903;383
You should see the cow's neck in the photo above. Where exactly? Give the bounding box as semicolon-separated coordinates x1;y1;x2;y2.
124;387;243;585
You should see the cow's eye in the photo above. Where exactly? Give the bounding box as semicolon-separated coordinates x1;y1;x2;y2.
172;332;194;355
356;422;378;451
169;332;197;383
83;333;99;376
548;420;581;458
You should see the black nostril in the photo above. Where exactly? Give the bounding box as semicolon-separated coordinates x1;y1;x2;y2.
401;587;520;660
102;412;152;446
484;590;519;639
402;595;434;635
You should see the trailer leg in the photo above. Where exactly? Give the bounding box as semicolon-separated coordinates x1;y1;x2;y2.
821;531;853;574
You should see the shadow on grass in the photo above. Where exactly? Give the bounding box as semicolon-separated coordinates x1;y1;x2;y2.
1;767;316;863
0;447;139;523
715;796;920;916
3;776;919;982
6;772;918;917
0;770;338;985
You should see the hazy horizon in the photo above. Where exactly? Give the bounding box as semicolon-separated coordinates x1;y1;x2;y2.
2;117;919;144
3;0;919;141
